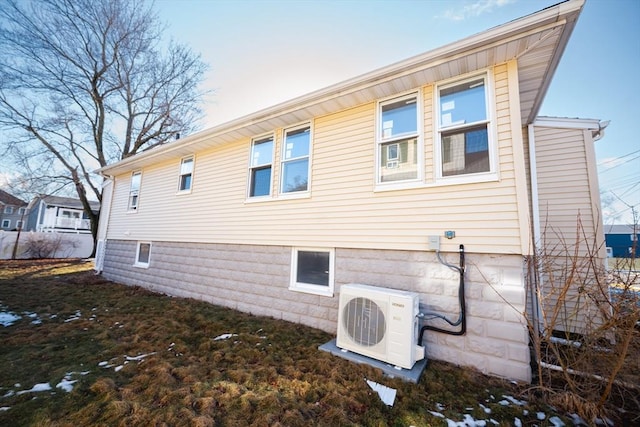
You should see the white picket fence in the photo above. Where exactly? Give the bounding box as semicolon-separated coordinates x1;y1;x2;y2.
0;231;94;260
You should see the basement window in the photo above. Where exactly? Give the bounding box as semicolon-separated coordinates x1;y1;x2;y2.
289;248;334;297
134;242;151;268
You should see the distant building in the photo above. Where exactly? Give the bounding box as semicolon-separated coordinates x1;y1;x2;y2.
0;189;28;231
25;195;100;234
604;224;639;258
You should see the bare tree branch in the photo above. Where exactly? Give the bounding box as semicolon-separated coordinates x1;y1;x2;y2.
0;0;209;251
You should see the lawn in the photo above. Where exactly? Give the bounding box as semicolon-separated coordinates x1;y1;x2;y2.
0;259;631;426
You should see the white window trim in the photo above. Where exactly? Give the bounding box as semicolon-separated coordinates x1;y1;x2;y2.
18;207;26;215
4;206;13;214
374;90;423;190
289;247;335;297
434;72;498;185
177;155;195;194
280;123;312;196
127;170;142;213
1;219;10;228
247;133;275;200
16;220;23;229
134;241;152;268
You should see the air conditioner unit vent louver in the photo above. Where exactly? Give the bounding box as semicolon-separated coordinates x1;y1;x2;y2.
336;284;425;369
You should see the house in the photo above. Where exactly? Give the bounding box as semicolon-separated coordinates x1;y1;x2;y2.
25;195;100;234
95;0;605;382
604;224;639;258
0;189;28;231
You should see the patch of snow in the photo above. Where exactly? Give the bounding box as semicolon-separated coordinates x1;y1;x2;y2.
64;310;82;322
125;352;156;361
569;413;586;425
514;418;522;427
537;412;546;420
489;419;499;425
17;383;52;395
479;403;491;414
436;402;445;411
429;411;445;418
3;390;15;398
0;312;21;327
501;395;526;406
213;333;238;341
549;416;565;426
114;365;124;372
56;379;77;393
0;407;10;412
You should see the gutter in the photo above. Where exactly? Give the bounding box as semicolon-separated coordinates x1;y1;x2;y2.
97;0;585;176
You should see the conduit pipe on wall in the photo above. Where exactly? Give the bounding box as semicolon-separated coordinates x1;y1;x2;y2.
417;244;466;344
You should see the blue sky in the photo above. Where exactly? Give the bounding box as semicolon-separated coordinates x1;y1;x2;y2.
155;0;639;224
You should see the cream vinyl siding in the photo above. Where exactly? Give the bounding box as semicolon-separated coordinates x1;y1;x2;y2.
534;126;600;255
106;65;529;255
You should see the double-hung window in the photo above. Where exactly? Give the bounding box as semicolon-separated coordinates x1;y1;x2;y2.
4;206;13;214
178;156;194;192
289;247;334;296
1;219;10;228
281;125;311;194
437;75;492;179
128;171;142;211
377;93;420;184
249;135;274;197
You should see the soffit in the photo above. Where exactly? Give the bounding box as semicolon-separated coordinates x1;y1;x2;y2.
99;0;583;176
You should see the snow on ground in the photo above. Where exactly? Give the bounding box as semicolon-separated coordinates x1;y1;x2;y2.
0;307;617;425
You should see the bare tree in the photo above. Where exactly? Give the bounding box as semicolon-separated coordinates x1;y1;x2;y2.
0;0;208;251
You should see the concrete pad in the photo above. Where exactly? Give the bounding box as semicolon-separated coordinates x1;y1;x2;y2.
319;339;427;383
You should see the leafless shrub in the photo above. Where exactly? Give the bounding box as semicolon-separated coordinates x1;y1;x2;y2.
23;233;79;259
525;216;639;423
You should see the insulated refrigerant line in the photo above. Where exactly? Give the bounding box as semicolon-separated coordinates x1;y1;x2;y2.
417;244;466;344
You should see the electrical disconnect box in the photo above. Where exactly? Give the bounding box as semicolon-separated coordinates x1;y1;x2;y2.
428;235;440;251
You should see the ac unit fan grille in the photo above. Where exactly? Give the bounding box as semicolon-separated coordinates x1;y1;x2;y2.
342;297;386;347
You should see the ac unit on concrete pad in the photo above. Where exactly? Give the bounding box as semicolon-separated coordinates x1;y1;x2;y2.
336;284;425;369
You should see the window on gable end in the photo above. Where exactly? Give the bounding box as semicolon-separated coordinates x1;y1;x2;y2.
248;135;274;198
178;156;194;192
377;92;421;184
128;171;142;211
437;75;494;179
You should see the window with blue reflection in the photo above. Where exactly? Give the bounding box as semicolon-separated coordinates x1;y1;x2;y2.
281;126;310;193
381;97;417;139
440;79;486;127
249;136;273;197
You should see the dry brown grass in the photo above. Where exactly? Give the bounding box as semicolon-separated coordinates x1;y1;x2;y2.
1;258;636;425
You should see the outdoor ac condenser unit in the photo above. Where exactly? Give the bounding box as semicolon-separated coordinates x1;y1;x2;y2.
336;283;425;369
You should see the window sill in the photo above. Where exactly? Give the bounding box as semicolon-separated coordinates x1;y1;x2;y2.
133;263;150;269
374;180;423;193
289;284;334;297
176;189;192;195
126;209;138;214
434;171;499;186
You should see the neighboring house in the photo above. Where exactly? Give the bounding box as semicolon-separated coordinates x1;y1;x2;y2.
95;0;604;382
604;224;639;258
0;189;28;231
25;195;100;234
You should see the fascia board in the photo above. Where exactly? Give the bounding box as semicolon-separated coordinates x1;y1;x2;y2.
98;0;585;176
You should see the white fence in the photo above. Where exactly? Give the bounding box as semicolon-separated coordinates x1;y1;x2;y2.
0;231;94;260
